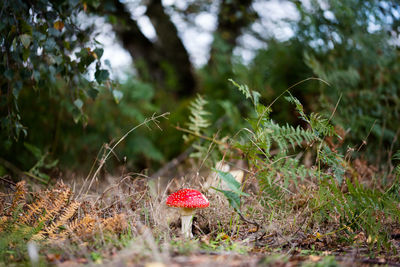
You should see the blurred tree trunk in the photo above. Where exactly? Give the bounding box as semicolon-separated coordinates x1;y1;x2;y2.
96;0;196;97
208;0;257;69
93;0;255;98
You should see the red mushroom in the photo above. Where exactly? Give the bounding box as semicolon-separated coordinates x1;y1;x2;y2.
166;188;209;238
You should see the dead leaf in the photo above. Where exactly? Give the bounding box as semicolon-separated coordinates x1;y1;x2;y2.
54;21;64;31
46;253;61;262
248;227;258;233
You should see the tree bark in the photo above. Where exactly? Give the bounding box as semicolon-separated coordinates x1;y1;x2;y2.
95;0;196;97
146;0;197;96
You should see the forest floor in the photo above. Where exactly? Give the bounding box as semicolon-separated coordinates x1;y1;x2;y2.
1;158;400;266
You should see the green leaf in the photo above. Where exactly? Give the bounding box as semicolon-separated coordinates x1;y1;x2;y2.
19;34;31;49
213;169;250;196
104;59;112;68
13;87;22;99
393;150;400;161
74;99;83;110
72;109;82;123
4;69;14;80
252;91;261;106
87;88;99;100
44;159;59;169
22;48;30;62
24;142;42;160
94;48;104;59
212;187;242;214
95;69;109;84
112;90;123;104
37;172;50;182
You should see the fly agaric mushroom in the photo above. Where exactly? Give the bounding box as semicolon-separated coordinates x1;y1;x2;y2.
166;188;209;238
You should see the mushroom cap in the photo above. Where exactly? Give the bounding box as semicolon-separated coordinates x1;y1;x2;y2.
166;188;209;209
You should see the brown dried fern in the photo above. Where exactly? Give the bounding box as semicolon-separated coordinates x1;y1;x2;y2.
34;183;71;227
0;216;8;231
67;215;96;239
18;197;46;225
8;181;27;216
101;213;129;233
47;201;80;239
2;180;134;243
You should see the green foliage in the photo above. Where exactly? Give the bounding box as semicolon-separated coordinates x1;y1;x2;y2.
186;94;211;136
212;169;249;214
24;143;58;184
285;94;336;138
0;225;39;264
228;79;260;107
227;79;400;249
0;74;164;172
63;77;165;169
235;40;317;124
394;150;400;178
312;177;400;248
0;0;109;160
318;145;346;183
294;0;400;158
229;80;350;213
258;121;316;153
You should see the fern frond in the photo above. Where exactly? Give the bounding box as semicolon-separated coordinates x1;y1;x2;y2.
46;201;80;239
229;79;260;106
395;166;400;178
310;113;335;137
284;95;308;122
285;94;335;138
35;183;71;227
278;156;316;186
186;94;211;135
8;181;27;216
319;145;346;183
258;170;285;202
394;150;400;161
67;215;96;239
229;79;251;99
101;213;128;233
31;232;46;241
257;121;317;152
18;197;45;225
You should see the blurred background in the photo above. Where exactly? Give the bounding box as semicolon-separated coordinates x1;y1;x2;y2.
1;0;399;182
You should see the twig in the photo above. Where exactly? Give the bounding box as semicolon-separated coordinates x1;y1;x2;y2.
0;175;16;186
238;212;260;232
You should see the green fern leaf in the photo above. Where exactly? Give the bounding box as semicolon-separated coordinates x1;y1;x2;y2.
186;94;211;135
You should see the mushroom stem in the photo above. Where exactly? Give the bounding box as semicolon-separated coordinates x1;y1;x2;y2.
180;208;195;238
181;214;194;238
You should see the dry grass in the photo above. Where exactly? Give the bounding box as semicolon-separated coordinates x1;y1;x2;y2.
1;129;400;267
